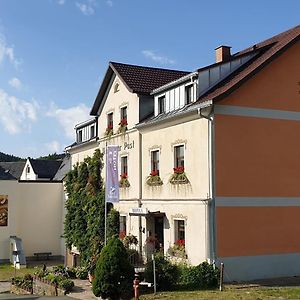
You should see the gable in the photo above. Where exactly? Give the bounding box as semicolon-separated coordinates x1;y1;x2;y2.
217;40;300;112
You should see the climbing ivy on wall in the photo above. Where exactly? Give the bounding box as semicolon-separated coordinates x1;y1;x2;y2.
64;149;120;264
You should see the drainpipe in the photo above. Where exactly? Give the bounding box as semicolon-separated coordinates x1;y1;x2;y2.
198;106;216;262
138;132;143;255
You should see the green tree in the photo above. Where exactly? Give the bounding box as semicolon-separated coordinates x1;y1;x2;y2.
92;236;134;300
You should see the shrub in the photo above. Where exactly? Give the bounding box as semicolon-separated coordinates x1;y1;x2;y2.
178;262;219;290
66;267;77;279
144;252;178;291
75;267;88;279
58;278;75;292
92;236;134;300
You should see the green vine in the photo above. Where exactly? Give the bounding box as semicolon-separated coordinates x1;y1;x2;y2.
64;149;120;265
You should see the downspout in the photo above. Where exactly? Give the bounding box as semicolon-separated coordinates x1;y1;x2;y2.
198;106;216;262
138;132;143;255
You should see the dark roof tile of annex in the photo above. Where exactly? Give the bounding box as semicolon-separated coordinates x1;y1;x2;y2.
196;24;300;104
0;162;25;180
29;158;63;180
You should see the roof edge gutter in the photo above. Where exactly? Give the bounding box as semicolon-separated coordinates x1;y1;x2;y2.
136;100;213;130
151;71;198;95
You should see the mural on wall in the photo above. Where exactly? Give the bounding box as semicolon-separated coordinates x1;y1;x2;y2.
0;195;8;226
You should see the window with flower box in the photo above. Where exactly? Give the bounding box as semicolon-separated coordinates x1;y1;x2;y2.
120;156;130;188
147;150;162;186
170;144;189;184
174;219;185;245
118;106;128;133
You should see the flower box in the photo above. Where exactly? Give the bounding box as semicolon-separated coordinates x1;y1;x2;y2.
119;173;130;188
146;170;163;186
169;166;189;184
105;125;113;137
117;118;128;134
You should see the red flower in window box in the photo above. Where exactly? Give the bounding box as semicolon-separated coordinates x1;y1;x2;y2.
150;169;159;176
175;239;185;247
107;124;113;130
119;118;128;126
120;173;128;179
173;166;184;174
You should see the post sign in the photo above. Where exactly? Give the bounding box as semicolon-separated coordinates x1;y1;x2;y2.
105;145;119;203
129;207;149;216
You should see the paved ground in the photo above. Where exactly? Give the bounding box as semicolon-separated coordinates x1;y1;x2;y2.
0;279;98;300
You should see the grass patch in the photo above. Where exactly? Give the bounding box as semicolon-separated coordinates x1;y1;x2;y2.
0;264;37;281
139;286;300;299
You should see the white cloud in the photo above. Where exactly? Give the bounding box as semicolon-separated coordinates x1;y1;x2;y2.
76;1;95;15
57;0;66;5
47;102;90;139
45;140;62;153
106;0;113;7
142;50;175;65
0;89;39;134
0;34;21;68
8;77;22;89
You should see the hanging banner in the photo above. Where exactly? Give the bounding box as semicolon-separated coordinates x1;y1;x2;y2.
105;145;119;203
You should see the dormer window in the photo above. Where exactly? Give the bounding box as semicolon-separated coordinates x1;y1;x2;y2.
114;82;120;93
185;84;193;105
90;125;95;138
78;130;83;143
158;95;165;114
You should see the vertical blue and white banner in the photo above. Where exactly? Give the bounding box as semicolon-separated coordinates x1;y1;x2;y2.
105;145;119;203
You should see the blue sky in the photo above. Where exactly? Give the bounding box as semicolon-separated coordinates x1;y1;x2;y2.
0;0;299;158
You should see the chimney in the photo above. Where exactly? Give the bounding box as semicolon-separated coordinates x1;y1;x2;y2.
215;45;231;63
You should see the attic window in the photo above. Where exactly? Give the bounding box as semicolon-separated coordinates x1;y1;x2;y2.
114;83;120;93
26;166;30;173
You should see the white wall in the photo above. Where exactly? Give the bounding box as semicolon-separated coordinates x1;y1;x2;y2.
0;180;64;261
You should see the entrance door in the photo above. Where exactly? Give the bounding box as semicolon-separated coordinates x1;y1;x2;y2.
154;216;164;251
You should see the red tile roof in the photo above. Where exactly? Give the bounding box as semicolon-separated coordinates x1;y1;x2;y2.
110;62;189;94
197;25;300;104
90;62;189;115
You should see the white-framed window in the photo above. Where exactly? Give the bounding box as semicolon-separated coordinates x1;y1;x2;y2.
121;156;128;176
158;95;165;114
174;219;185;245
150;150;160;174
107;112;113;129
185;84;193;105
174;144;184;168
90;125;95;138
78;130;83;143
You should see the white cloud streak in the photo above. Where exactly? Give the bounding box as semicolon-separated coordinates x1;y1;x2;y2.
45;140;62;153
0;34;21;68
76;0;95;15
0;89;39;134
46;102;90;140
106;0;113;7
142;50;175;65
57;0;66;5
8;77;22;89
